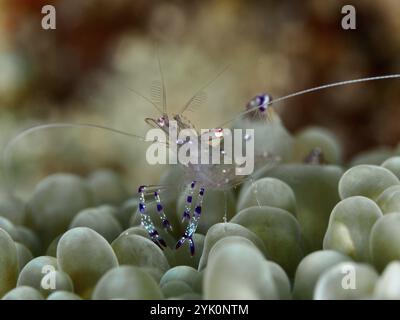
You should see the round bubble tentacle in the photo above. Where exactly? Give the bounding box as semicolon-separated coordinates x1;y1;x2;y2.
223;190;228;223
250;177;262;208
176;186;206;256
138;185;167;249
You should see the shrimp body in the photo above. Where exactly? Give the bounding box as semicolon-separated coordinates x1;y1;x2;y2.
183;163;240;190
140;112;243;253
139;94;281;255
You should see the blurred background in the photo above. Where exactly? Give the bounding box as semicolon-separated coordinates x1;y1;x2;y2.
0;0;399;198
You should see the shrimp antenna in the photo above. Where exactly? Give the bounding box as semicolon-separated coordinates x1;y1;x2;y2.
180;64;231;115
156;45;167;115
2;122;148;194
218;73;400;127
126;85;163;114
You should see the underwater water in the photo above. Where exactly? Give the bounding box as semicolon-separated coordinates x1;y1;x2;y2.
1;0;400;302
1;119;400;300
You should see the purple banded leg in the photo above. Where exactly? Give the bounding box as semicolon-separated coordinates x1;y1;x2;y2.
176;186;205;256
153;190;172;231
138;185;167;249
181;181;196;223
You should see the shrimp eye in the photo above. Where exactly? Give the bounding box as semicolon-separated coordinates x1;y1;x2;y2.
246;94;272;112
156;116;168;127
247;96;262;108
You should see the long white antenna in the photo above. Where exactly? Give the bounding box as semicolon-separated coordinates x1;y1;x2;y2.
273;74;400;105
218;74;400;127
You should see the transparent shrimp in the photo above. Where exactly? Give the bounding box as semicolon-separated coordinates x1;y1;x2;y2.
2;60;400;255
115;71;400;254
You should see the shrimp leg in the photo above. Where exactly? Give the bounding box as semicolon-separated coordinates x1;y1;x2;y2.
181;181;196;222
153;189;173;231
176;186;205;256
138;185;168;249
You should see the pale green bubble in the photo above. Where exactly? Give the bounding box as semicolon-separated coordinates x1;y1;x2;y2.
0;228;18;297
381;156;400;179
198;223;266;271
46;235;62;257
0;194;25;225
370;212;400;272
15;226;42;257
25;174;94;246
164;233;205;269
265;261;291;300
92;266;163;300
323;196;382;262
47;291;82;300
233;114;293;163
2;286;44;300
314;262;378;300
207;236;258;262
292;127;342;164
174;292;203;300
376;185;400;214
292;250;352;300
57;227;118;297
20;270;75;297
123;198;140;227
0;216;20;241
338;165;399;201
237;177;296;215
16;256;59;297
231;206;303;277
118;226;149;239
160;266;202;293
373;261;400;299
97;204;123;228
204;237;279;299
176;188;236;235
110;204;132;230
128;208;141;228
69;206;123;243
266;164;343;253
161;280;194;298
139;267;164;283
15;242;33;272
48;271;74;293
350;148;393;166
87;169;128;206
111;233;169;273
